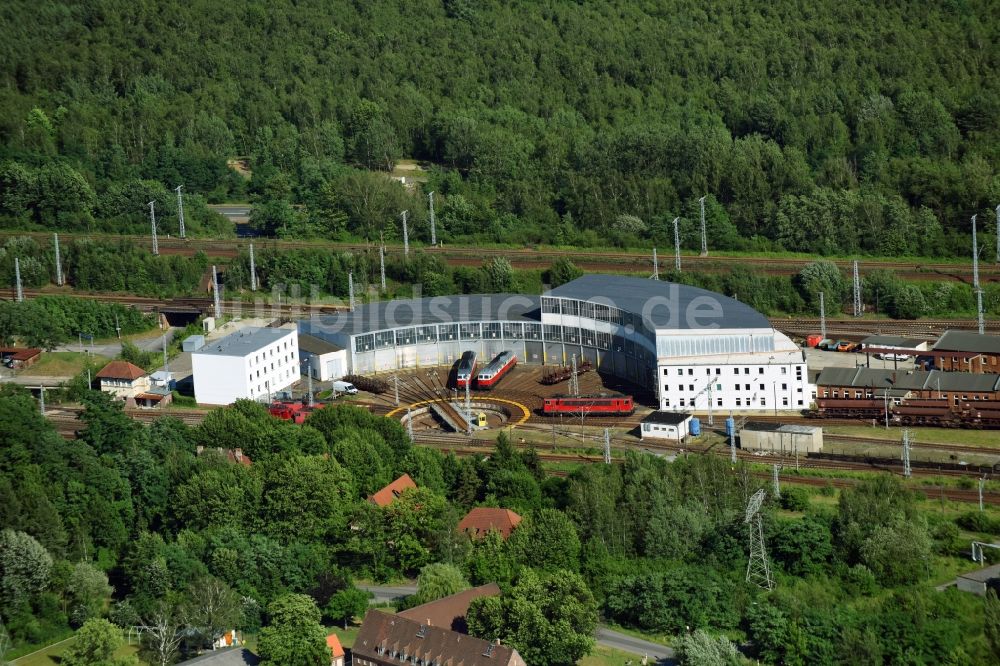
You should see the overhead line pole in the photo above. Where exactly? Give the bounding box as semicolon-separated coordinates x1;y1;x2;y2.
819;291;827;340
428;192;436;246
673;217;681;272
699;196;707;256
651;248;659;280
54;233;63;286
249;243;257;291
401;210;409;258
973;214;984;335
14;257;23;302
149;201;158;255
175;185;185;238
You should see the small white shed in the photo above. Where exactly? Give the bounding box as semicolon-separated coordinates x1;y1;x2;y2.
299;334;348;382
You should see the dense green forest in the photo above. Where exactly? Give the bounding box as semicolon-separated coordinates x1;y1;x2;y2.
0;1;998;255
1;389;999;664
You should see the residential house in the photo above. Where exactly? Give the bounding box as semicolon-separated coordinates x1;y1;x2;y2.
457;508;522;540
369;474;417;507
327;633;345;666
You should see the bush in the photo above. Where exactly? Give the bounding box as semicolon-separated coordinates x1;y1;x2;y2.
779;487;810;511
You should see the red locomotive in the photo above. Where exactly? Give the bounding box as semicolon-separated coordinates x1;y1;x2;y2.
455;351;477;389
476;351;516;389
269;400;325;424
542;394;635;416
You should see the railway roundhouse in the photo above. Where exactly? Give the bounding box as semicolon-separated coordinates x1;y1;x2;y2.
300;275;813;413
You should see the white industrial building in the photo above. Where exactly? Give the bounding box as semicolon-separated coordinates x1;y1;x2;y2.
192;327;299;405
298;333;348;381
300;275;813;414
640;411;694;441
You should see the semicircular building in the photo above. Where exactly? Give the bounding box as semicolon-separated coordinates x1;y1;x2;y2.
300;274;814;412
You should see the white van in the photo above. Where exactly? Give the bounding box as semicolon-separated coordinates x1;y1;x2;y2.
877;352;908;361
332;380;358;394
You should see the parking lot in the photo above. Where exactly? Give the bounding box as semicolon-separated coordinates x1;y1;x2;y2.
804;346;916;371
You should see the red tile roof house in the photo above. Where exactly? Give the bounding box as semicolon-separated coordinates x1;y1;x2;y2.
327;633;345;666
398;583;501;634
368;474;417;507
96;360;174;409
457;508;522;540
352;610;525;666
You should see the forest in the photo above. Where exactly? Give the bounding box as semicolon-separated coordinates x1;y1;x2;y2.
0;1;997;255
1;388;999;664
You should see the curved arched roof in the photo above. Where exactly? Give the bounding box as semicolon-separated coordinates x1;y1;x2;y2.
304;275;772;336
545;274;772;330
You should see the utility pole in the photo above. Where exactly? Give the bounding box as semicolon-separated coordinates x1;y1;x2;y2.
38;385;45;415
428;191;436;246
673;217;681;272
996;204;999;264
162;333;168;374
379;244;387;292
394;374;400;406
570;354;580;396
348;271;355;312
651;248;659;280
149;201;158;255
465;378;471;436
819;291;827;340
175;185;185;238
773;463;781;498
979;476;986;512
114;313;121;340
603;428;611;464
307;370;314;407
211;265;221;319
972;214;985;335
54;233;63;286
14;257;23;302
852;260;861;317
401;210;409;258
699;196;708;256
902;428;911;478
248;243;257;291
730;419;738;464
407;407;414;442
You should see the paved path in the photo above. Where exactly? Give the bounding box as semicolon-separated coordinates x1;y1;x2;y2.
359;583;418;604
596;627;673;662
359;585;674;661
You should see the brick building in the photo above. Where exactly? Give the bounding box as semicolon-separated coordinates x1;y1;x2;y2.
815;367;1000;405
932;331;1000;373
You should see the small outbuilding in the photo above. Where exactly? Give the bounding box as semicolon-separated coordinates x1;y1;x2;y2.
956;562;1000;596
298;333;348;382
0;347;42;369
640;411;693;441
740;422;823;455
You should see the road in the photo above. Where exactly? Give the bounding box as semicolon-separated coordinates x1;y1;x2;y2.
53;327;177;358
359;584;674;661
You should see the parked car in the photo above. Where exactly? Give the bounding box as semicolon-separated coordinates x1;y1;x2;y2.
835;340;857;352
331;380;358;394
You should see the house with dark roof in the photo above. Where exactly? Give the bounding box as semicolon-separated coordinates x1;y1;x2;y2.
457;508;522;540
352;610;525;666
640;411;693;441
933;331;1000;373
369;474;417;507
398;584;501;634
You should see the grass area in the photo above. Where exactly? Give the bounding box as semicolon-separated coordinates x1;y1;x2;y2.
19;352;107;378
324;625;360;649
12;636;139;665
826;425;1000;448
580;644;651;666
170;390;198;407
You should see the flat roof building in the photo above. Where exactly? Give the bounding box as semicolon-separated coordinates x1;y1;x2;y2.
640;411;693;441
739;422;823;454
192;327;298;405
298;334;348;382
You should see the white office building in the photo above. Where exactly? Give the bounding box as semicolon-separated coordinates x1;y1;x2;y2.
192;327;299;405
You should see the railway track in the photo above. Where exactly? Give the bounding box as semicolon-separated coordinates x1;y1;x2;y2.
824;433;1000;457
2;230;997;283
771;317;998;337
